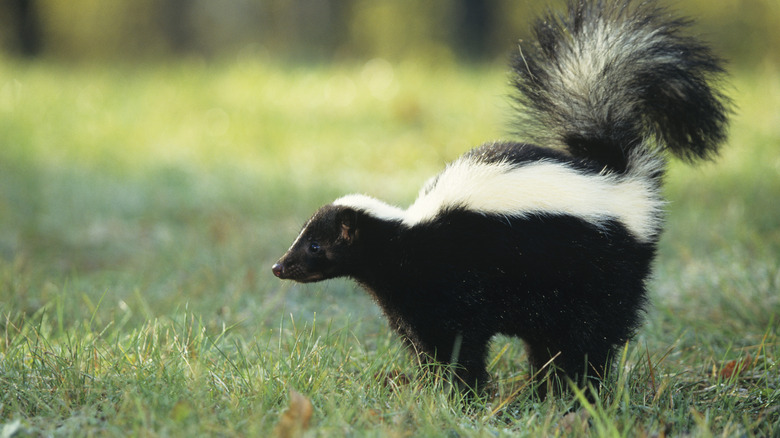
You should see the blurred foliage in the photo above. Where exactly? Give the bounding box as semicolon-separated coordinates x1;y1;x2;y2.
0;0;778;67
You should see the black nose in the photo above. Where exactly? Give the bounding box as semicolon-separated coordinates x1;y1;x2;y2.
272;263;284;278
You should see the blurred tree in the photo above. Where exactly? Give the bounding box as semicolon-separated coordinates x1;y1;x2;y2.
158;0;195;54
0;0;776;67
4;0;42;56
453;0;492;60
267;0;353;58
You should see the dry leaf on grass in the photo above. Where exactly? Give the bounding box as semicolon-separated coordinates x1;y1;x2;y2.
559;409;590;434
273;389;313;438
719;355;753;379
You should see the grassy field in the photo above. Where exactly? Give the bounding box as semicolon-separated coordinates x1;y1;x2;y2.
0;55;778;437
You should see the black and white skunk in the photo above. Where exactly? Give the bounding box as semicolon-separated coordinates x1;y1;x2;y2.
272;0;730;397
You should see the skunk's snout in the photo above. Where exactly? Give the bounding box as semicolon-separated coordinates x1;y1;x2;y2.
271;263;285;278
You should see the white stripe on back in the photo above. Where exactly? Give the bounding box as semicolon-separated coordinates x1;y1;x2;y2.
334;155;663;242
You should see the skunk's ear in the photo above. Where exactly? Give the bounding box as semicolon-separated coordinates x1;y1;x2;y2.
337;208;359;243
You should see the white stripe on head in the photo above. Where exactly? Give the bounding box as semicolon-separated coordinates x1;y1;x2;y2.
333;194;405;222
286;219;310;252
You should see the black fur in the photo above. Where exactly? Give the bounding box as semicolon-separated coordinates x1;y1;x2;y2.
274;197;652;395
272;0;729;399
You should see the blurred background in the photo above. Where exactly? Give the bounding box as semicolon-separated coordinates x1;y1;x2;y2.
1;0;778;66
1;2;778;434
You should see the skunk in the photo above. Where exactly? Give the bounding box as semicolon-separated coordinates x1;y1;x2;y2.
272;0;730;397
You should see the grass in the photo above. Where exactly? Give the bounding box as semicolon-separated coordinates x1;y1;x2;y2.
0;55;778;436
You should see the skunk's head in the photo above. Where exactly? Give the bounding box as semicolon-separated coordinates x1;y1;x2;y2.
272;205;360;283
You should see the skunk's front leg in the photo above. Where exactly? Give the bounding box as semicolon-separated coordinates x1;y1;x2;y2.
420;332;491;396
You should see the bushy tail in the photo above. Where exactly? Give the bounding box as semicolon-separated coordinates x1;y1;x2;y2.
511;0;731;173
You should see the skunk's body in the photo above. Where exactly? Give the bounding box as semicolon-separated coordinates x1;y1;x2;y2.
272;0;729;396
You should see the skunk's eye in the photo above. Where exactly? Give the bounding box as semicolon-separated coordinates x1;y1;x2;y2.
309;242;321;253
